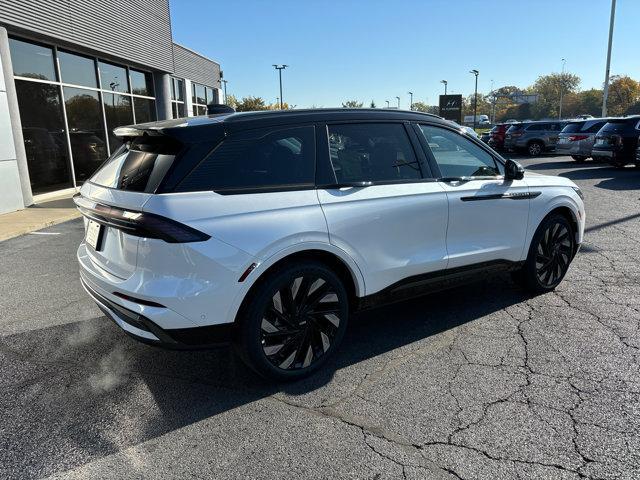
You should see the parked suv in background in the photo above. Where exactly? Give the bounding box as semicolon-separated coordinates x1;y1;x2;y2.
74;109;585;381
556;118;611;162
504;121;568;156
488;123;511;150
591;116;640;168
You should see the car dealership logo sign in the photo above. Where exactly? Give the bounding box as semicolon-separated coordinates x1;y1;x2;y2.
439;94;463;123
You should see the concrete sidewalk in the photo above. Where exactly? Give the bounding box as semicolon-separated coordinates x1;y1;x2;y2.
0;194;80;242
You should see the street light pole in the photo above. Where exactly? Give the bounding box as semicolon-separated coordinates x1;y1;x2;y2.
559;58;566;119
470;70;479;130
602;0;616;117
440;80;448;95
385;100;390;108
395;96;400;109
221;79;228;104
272;64;288;109
408;91;413;110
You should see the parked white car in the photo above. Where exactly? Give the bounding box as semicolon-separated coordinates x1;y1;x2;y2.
74;109;585;380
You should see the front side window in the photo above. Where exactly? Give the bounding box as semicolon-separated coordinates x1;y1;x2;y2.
327;123;421;183
419;125;501;178
177;126;315;192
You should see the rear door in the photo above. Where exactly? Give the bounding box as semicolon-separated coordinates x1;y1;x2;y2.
416;123;530;269
316;122;448;295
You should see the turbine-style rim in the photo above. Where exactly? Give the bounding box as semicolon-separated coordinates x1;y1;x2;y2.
260;275;342;370
535;222;572;287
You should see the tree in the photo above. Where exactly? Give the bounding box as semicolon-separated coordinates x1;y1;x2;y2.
462;93;491;118
411;102;438;115
529;72;580;119
225;94;238;109
607;75;640;116
235;96;268;111
342;100;364;108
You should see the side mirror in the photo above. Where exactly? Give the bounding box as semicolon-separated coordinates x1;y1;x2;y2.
504;159;525;180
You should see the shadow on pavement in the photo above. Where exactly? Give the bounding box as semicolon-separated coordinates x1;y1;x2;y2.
0;275;530;479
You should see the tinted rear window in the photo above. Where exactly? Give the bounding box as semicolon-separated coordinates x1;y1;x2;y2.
176;126;315;193
90;135;181;192
507;124;524;132
561;122;585;133
599;120;635;134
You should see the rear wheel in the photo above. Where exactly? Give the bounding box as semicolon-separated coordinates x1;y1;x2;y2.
527;141;544;156
571;155;587;162
235;261;349;381
513;214;575;293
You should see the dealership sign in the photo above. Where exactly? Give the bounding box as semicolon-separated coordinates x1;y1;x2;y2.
439;94;463;123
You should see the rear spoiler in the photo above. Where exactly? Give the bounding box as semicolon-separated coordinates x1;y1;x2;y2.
113;126;164;138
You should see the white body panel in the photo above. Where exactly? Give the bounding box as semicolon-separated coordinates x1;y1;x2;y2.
439;178;530;269
317;182;449;295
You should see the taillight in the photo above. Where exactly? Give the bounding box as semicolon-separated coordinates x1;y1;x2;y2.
73;194;210;243
568;135;589;141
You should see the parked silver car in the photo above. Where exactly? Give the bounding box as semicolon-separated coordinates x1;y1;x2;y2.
504;121;568;156
556;118;612;162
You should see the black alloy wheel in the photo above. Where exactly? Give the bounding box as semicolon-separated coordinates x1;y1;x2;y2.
535;222;573;288
513;213;575;293
236;261;348;380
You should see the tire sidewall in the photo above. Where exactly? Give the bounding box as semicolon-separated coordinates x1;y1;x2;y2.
236;261;349;381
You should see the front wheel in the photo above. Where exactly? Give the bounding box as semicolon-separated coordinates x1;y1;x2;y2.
513;214;575;293
235;261;349;381
571;155;587;162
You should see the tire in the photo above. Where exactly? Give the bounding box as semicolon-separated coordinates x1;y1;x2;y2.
234;261;349;381
571;155;587;162
513;214;575;294
527;141;544;156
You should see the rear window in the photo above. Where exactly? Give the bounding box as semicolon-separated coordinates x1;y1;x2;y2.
584;121;607;133
507;124;524;132
176;126;315;193
561;122;585;133
599;120;634;134
90;135;181;192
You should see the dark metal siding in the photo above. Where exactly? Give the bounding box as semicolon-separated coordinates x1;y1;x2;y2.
0;0;174;72
173;43;220;88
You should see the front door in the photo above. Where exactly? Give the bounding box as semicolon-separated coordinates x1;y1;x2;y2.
416;124;530;269
316;122;449;295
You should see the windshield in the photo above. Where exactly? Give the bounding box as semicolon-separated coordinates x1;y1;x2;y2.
90;135;182;192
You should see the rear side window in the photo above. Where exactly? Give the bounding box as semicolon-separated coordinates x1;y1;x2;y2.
527;123;548;131
90;135;181;192
327;123;421;183
177;126;315;192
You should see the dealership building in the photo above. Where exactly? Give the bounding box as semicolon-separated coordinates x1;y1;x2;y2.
0;0;222;214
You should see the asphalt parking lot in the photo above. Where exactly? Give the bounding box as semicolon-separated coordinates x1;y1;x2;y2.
1;155;640;480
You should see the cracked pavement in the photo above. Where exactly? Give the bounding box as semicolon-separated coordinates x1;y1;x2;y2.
1;155;640;479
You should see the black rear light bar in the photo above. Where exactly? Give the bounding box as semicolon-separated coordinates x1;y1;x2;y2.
73;194;210;243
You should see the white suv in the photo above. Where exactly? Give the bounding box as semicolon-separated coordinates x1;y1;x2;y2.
74;109;585;380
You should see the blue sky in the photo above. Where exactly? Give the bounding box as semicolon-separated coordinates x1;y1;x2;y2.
169;0;639;108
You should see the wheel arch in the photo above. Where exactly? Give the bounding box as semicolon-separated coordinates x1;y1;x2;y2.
524;202;581;259
228;244;365;324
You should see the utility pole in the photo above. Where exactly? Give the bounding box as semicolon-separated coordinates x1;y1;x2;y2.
272;64;288;109
221;79;228;104
470;70;479;130
395;96;400;109
408;91;413;110
440;80;448;95
559;58;566;119
602;0;616;117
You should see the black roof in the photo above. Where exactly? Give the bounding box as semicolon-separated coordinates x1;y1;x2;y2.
116;108;451;141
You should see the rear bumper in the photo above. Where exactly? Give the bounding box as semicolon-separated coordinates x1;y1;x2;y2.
81;276;234;348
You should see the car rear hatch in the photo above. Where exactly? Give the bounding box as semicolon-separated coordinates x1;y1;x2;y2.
74;120;223;279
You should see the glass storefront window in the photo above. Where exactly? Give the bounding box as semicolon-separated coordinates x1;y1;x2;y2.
58;50;97;88
15;80;72;194
133;97;157;124
103;93;133;151
63;87;108;183
130;69;154;96
9;38;57;81
205;87;214;104
99;61;129;93
192;84;206;104
171;78;184;101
